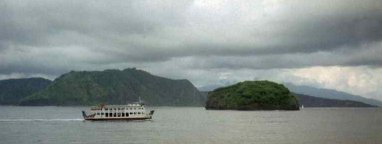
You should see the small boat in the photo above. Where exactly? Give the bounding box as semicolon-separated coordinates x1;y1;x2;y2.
82;100;154;121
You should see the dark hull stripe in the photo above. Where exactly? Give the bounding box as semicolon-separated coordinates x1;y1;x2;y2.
84;117;151;121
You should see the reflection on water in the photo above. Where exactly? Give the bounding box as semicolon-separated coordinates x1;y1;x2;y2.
0;106;381;144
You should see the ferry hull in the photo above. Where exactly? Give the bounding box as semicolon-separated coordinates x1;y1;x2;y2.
83;117;152;121
82;110;154;121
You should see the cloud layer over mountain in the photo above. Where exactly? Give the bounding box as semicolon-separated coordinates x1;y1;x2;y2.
1;0;381;100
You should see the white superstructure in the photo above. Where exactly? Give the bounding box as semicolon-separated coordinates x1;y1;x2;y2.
82;103;154;121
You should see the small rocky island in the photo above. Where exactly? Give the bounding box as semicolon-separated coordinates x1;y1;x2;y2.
205;81;300;110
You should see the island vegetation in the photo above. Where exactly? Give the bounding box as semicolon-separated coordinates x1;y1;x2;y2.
205;81;300;110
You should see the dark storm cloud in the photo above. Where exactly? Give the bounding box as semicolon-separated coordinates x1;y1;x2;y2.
1;0;382;75
0;0;188;48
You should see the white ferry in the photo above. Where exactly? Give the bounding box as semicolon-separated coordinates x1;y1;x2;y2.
82;102;154;121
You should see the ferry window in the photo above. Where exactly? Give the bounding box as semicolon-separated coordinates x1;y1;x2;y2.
134;112;137;115
105;108;108;110
138;112;141;114
109;113;112;117
97;113;100;115
130;112;133;115
113;113;116;117
122;113;125;117
105;113;108;117
126;113;129;117
101;113;104;115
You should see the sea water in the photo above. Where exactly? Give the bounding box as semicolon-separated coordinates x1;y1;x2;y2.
0;106;381;144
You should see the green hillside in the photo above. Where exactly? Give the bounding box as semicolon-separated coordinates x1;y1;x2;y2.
20;68;204;106
0;78;52;105
205;81;299;110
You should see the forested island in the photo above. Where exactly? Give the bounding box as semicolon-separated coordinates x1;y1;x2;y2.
205;81;300;110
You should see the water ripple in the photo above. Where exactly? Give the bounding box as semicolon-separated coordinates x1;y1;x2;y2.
0;118;83;122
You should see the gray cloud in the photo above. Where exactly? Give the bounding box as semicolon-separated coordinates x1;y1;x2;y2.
1;1;381;61
1;0;382;100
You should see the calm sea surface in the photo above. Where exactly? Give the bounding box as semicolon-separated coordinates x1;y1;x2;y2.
0;106;381;144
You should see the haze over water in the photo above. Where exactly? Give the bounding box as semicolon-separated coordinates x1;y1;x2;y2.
0;106;381;144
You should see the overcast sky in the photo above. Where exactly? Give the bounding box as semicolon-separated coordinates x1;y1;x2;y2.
1;0;382;100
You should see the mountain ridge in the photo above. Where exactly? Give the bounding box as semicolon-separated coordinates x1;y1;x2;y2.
1;70;379;108
285;83;382;106
20;68;204;106
0;78;52;105
294;93;375;107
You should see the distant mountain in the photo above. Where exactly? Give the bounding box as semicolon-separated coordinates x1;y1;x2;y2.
198;84;232;92
201;90;374;108
285;83;382;107
0;78;52;105
20;68;204;106
295;93;375;107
